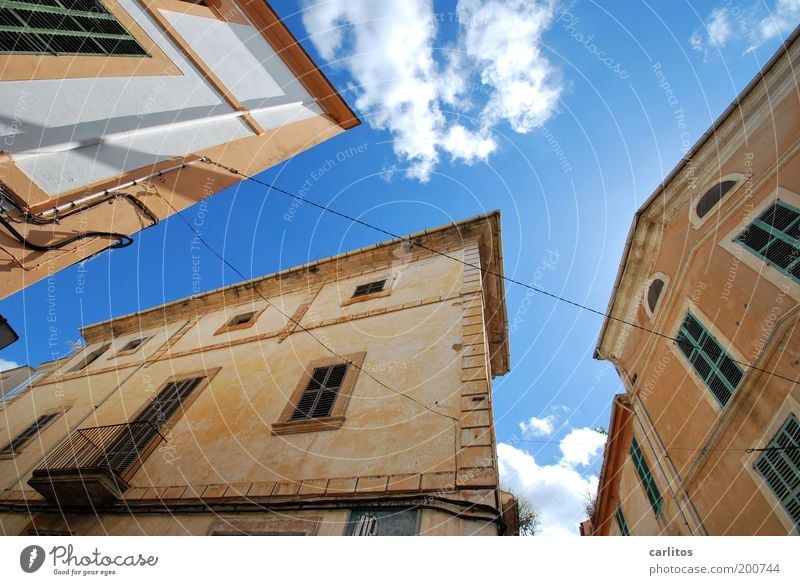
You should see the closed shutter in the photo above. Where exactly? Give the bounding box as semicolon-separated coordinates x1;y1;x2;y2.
754;414;800;528
290;363;348;420
0;413;57;453
99;377;202;472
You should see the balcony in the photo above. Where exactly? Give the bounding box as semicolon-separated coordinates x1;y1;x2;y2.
28;422;165;505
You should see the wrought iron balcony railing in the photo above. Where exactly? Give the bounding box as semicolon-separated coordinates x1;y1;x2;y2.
29;421;165;505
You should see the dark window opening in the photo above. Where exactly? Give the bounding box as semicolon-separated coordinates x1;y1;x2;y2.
69;342;111;373
647;279;665;314
696;180;738;218
0;413;57;454
228;311;256;327
290;363;348;420
0;0;149;57
352;280;386;298
120;337;147;352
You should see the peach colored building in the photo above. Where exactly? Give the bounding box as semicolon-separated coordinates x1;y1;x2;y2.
0;212;518;535
587;28;800;535
0;0;357;299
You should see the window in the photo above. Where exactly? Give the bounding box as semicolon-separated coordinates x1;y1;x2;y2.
68;342;111;373
272;352;366;435
353;280;386;297
0;371;44;402
100;376;204;471
346;509;419;536
0;1;149;57
696;180;738;219
0;413;57;455
290;363;347;420
118;336;148;353
630;436;663;518
214;308;262;335
676;311;744;407
646;279;665;314
735;200;800;284
754;413;800;528
228;312;256;327
615;504;630;536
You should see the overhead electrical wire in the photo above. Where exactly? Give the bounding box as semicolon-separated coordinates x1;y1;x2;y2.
198;157;800;391
153;186;460;424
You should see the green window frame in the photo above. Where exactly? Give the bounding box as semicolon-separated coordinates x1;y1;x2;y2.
615;504;630;536
676;311;744;407
754;413;800;529
0;0;148;57
735;200;800;283
630;436;663;518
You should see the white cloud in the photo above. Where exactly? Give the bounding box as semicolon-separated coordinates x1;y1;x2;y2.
758;0;800;42
691;1;800;56
708;8;733;45
519;415;556;438
0;358;20;372
498;438;602;536
559;427;607;467
301;0;560;181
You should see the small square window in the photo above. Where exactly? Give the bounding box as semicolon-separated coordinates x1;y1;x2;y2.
120;338;146;352
214;308;262;335
353;280;386;298
228;312;256;327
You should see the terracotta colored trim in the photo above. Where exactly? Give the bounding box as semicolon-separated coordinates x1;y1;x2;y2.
236;0;359;130
592;394;633;535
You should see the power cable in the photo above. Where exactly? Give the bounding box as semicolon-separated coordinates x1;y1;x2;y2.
154;189;460;424
198;157;800;390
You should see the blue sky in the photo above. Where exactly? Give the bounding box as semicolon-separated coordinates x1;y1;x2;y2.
0;0;797;534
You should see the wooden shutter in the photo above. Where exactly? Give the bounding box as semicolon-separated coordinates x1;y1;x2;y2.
290;363;348;420
100;377;202;472
1;413;57;453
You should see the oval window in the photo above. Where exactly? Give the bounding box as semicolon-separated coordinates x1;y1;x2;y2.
647;279;664;314
696;180;738;218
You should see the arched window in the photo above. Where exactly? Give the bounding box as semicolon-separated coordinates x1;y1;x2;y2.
646;278;665;315
696;180;738;218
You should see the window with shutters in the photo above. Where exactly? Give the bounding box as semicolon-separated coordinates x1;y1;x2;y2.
615;504;630;536
0;0;149;57
353;280;386;297
735;200;800;284
272;352;366;435
341;275;395;306
346;509;420;536
754;413;800;529
0;412;57;456
630;436;663;518
68;342;111;373
675;311;744;408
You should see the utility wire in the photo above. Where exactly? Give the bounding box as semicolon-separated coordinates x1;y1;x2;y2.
199;157;800;390
154;186;460;424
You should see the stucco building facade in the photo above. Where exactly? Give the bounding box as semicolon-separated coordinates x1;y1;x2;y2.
0;0;357;298
587;29;800;535
0;212;517;535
